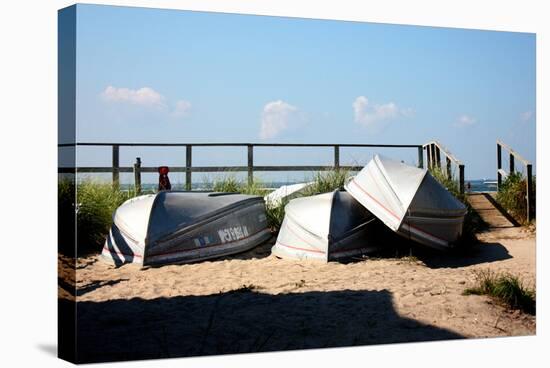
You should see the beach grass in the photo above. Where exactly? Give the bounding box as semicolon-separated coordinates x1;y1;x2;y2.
59;178;136;255
77;181;136;255
302;169;351;196
211;175;270;196
463;269;536;315
265;197;288;231
496;172;535;225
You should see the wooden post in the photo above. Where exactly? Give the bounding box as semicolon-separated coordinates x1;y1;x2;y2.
133;157;141;195
431;143;437;170
185;145;192;191
334;145;340;170
417;146;423;168
497;143;502;190
526;163;534;222
247;144;254;187
112;145;119;189
435;145;441;169
459;164;465;195
446;156;452;179
509;153;515;174
426;145;432;169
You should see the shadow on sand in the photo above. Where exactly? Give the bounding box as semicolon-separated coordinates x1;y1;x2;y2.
68;288;463;363
415;241;512;269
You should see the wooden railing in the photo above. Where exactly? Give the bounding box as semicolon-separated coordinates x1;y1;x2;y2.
422;140;465;194
496;140;535;221
58;142;424;192
58;143;423;193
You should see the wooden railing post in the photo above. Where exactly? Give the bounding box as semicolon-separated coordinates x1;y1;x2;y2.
112;144;119;189
417;146;423;168
497;143;502;190
431;143;437;170
446;156;452;179
509;153;515;175
426;145;432;169
459;164;465;195
435;145;441;169
186;145;192;191
526;164;534;222
247;144;254;187
334;145;340;170
133;157;141;195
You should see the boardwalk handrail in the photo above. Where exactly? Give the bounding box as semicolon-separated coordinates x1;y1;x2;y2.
496;139;531;166
422;140;465;194
496;140;535;221
58;142;422;148
59;142;424;192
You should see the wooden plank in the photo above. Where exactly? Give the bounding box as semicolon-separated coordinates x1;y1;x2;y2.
497;143;502;189
66;165;366;174
497;169;508;178
497;139;531;166
431;143;436;169
112;145;119;189
435;145;441;168
426;145;431;169
417;146;423;168
459;164;465;195
334;145;340;169
526;164;534;221
59;142;423;148
133;157;141;195
509;153;515;174
186;145;192;191
446;156;452;178
247;144;254;186
423;141;462;165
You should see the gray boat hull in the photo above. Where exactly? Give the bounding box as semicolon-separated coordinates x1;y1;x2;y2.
102;192;271;267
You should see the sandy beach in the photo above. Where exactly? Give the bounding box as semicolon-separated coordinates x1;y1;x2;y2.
58;223;535;363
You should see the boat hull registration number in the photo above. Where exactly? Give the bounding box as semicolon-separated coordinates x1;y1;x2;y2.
218;226;250;243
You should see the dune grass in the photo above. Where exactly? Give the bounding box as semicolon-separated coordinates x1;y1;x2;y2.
265;198;288;232
59;178;136;256
301;169;351;196
210;175;270;196
463;269;536;315
496;172;535;225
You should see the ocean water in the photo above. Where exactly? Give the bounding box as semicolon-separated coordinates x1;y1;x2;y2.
467;179;498;193
120;179;498;193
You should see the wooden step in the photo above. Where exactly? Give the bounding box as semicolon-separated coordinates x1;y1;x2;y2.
466;192;517;229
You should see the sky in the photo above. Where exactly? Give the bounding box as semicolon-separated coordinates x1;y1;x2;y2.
64;4;536;183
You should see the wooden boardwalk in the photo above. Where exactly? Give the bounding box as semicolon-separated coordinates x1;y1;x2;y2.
467;192;517;229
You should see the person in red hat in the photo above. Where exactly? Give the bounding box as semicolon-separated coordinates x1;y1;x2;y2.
158;166;172;191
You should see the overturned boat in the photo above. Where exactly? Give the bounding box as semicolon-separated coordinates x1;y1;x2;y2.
264;182;313;208
102;191;272;266
271;189;381;261
345;155;467;250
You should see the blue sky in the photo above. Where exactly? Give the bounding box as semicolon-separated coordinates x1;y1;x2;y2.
68;4;536;182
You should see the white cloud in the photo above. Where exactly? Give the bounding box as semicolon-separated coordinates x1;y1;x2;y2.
352;96;406;127
172;99;192;117
259;100;298;139
520;110;533;123
101;86;165;108
454;114;477;128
